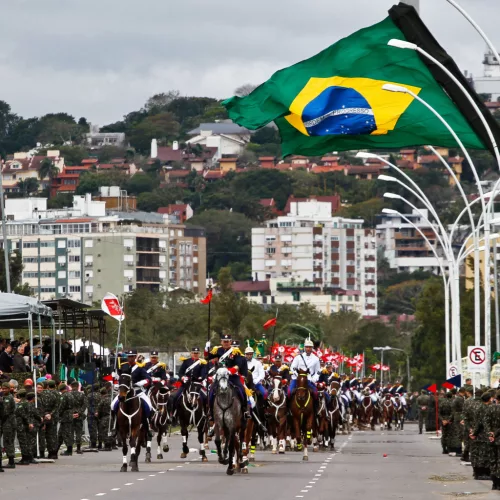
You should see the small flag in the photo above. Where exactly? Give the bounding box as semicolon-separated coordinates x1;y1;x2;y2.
423;383;437;394
263;317;277;330
370;363;381;371
381;365;390;372
442;381;455;390
200;289;213;304
102;292;125;322
445;374;462;388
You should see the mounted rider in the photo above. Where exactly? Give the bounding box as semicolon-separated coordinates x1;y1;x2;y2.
112;349;153;432
144;350;169;384
268;355;291;383
391;382;407;410
173;347;208;408
288;339;320;399
317;362;336;404
245;346;268;399
207;334;250;419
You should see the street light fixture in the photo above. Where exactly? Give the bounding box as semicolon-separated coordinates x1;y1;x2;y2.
373;346;411;391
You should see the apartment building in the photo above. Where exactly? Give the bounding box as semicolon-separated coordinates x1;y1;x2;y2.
251;199;377;316
376;209;445;273
3;198;206;302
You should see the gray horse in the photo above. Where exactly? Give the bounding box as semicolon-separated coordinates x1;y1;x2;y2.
213;367;246;475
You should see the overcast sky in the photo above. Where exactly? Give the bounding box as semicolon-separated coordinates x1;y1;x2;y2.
0;0;497;125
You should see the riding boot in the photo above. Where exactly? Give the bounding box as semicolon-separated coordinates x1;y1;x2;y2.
97;441;103;450
18;455;31;465
90;441;97;449
419;427;423;434
76;444;83;455
0;459;4;472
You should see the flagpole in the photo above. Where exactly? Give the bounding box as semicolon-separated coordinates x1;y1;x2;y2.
271;308;279;355
207;285;212;344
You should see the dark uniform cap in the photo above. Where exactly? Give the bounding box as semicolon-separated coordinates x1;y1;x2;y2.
2;382;10;389
17;389;27;398
93;383;100;390
231;340;240;347
126;349;138;356
150;350;159;356
58;383;67;391
27;392;35;400
47;380;56;388
325;362;333;367
191;347;200;353
274;355;282;361
221;334;232;341
70;381;79;388
482;392;493;402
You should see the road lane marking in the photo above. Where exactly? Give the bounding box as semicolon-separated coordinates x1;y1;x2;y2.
300;490;309;493
159;471;166;474
96;495;106;497
149;474;156;477
111;489;120;491
124;483;133;486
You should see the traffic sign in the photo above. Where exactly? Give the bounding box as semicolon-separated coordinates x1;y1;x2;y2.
447;364;459;378
467;346;486;372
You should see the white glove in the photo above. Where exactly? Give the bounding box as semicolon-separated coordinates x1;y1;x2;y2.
205;341;211;350
182;376;189;383
152;377;160;383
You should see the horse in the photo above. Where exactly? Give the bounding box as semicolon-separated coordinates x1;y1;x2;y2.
289;370;315;461
357;391;374;430
380;393;395;431
339;389;352;435
149;383;171;460
325;383;342;450
394;395;406;431
213;367;246;475
314;384;329;450
266;375;288;454
116;373;147;472
176;376;208;462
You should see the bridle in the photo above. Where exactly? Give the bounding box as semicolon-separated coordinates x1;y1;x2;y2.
117;373;141;434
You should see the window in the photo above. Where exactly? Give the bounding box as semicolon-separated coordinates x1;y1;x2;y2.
84;239;93;248
178;230;182;237
69;255;80;262
58;271;67;279
40;287;55;293
124;270;134;278
58;256;66;264
124;238;134;248
58;240;66;249
84;255;93;263
68;239;81;248
292;291;301;302
23;242;38;248
23;257;38;263
69;285;81;293
124;285;133;292
193;245;198;251
58;286;66;294
40;241;55;248
266;247;276;254
85;270;94;278
40;257;56;263
124;255;134;263
69;270;81;279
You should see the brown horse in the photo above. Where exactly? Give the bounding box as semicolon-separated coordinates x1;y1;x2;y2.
117;373;147;472
394;395;406;431
357;391;374;430
314;385;329;450
266;375;288;454
380;393;395;431
290;370;315;461
149;383;171;460
326;383;342;450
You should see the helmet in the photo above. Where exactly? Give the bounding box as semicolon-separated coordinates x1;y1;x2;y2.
245;347;254;354
24;379;34;387
304;339;314;347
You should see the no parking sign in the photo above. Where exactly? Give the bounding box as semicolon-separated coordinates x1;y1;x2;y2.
467;346;486;372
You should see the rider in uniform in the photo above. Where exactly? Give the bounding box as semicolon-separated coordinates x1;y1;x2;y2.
112;349;153;434
207;334;250;419
317;361;335;404
288;339;320;399
144;350;169;383
173;347;208;408
268;355;291;384
245;347;268;399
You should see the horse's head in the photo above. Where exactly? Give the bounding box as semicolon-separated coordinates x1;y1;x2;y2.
215;367;230;391
271;375;284;402
296;370;309;388
118;373;132;401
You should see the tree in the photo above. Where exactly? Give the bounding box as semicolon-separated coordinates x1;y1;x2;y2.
37;118;84;146
0;250;27;294
251;126;280;145
379;280;426;315
38;158;59;182
144;91;181;114
126;173;155;195
337;198;384;227
187;210;254;275
17;177;39;195
48;193;73;209
58;146;89;166
128;113;180;153
234;84;257;97
0;100;20;155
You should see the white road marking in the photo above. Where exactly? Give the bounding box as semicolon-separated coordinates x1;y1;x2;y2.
124;483;133;486
159;471;166;474
111;488;120;491
177;465;183;468
149;474;156;477
137;478;145;481
296;496;304;498
305;486;313;489
168;468;175;471
300;490;309;493
315;474;322;477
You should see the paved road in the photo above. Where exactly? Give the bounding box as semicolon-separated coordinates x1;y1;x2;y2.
0;423;496;499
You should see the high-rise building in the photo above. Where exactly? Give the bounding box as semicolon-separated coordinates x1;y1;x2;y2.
251;200;377;316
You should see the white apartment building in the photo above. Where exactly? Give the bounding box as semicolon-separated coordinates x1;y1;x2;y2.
376;209;445;273
251;200;377;316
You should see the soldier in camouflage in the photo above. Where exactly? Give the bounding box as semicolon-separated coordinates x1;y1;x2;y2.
470;391;493;480
86;383;101;449
416;390;430;434
34;382;46;458
1;382;17;468
462;386;475;462
16;389;35;465
484;390;500;490
450;387;465;456
27;391;43;461
97;386;113;451
71;381;87;454
40;380;60;459
57;384;74;456
438;392;453;454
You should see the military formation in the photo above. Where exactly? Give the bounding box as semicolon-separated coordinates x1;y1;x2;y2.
0;377;114;470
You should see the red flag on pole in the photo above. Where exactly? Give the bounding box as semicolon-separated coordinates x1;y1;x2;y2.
200;289;213;304
101;293;125;322
263;317;277;330
427;383;437;394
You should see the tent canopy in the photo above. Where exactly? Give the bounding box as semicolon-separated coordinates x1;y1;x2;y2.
0;293;53;319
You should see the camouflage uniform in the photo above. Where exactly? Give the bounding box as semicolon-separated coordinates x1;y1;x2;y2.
97;388;113;450
438;395;453;454
33;391;46;457
471;397;492;479
27;394;43;459
450;394;465;454
71;387;87;453
16;391;36;463
86;385;101;448
483;401;500;488
1;386;17;467
58;389;75;454
463;394;477;462
40;384;60;458
416;393;430;433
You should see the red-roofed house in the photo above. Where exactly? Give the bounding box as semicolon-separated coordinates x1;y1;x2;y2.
283;195;341;216
400;149;416;163
344;165;385;179
158;203;193;224
259;157;276;169
232;280;271;298
165;169;192;187
50;165;91;197
203;170;225;182
311;165;343;174
219;156;238;173
320;156;340;166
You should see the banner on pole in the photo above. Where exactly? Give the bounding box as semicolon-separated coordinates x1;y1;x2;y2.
101;292;125;322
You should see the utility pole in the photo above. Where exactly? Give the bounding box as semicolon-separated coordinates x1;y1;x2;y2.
0;160;14;340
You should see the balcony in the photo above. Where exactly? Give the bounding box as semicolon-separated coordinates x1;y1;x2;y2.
313;252;323;259
137;254;160;267
365;256;375;262
136;237;160;253
366;280;375;285
365;267;375;273
313;265;322;272
277;281;321;291
313;241;323;248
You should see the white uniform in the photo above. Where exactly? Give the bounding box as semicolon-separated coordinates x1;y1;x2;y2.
247;358;265;385
290;352;320;382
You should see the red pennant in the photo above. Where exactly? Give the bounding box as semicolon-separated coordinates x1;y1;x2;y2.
263;317;277;330
200;289;213;304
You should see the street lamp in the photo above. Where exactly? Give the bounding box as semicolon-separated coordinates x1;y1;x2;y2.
373;346;411;391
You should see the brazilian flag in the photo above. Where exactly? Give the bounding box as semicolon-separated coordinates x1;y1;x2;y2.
224;3;499;157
